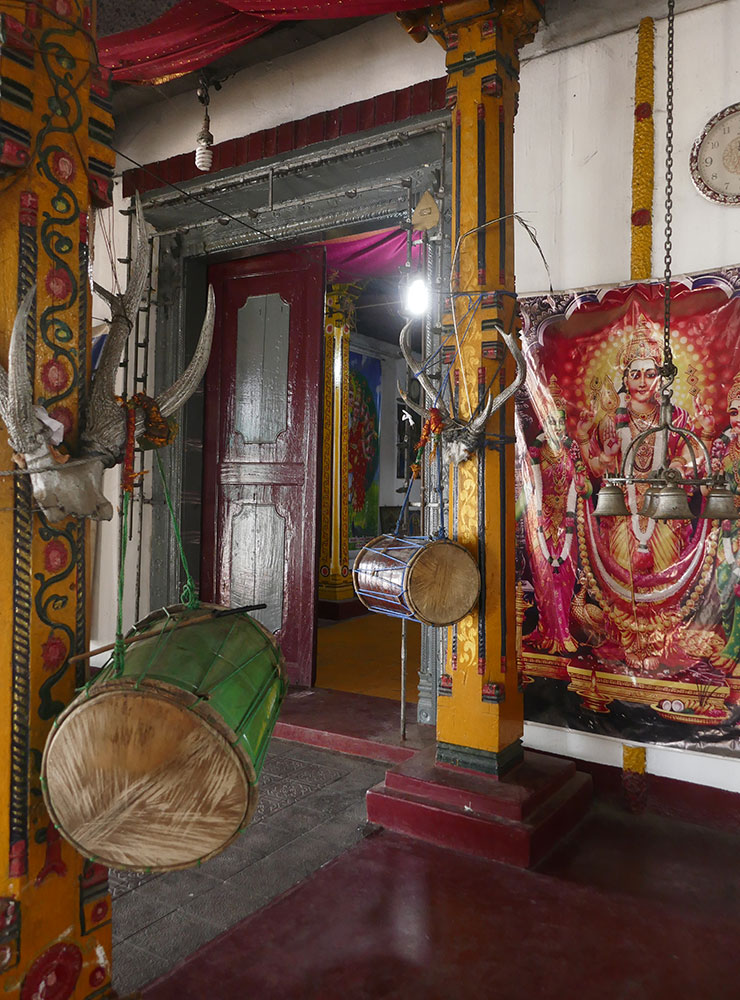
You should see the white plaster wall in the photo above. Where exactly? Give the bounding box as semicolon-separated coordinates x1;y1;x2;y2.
514;0;740;293
92;0;740;788
115;15;447;171
89;180;153;664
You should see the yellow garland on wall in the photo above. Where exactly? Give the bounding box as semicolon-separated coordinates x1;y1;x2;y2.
623;745;647;775
631;17;655;281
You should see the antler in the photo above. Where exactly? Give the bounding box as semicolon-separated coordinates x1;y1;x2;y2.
484;321;526;417
395;316;526;468
397;317;442;420
0;286;46;455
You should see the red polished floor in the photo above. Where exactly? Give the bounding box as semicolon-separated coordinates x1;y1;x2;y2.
142;799;740;1000
275;687;435;762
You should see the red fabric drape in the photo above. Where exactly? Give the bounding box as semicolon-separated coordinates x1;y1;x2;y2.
98;2;272;84
220;1;426;15
100;0;430;83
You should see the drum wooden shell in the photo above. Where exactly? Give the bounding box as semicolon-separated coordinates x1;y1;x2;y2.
41;604;286;872
353;535;480;626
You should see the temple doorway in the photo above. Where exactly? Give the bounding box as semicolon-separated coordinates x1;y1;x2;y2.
314;248;427;709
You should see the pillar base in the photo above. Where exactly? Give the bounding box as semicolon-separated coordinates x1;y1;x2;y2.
436;738;524;775
366;746;592;868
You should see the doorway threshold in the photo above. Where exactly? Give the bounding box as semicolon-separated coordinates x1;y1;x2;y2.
274;687;435;764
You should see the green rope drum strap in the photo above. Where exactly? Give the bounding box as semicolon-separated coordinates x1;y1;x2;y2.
154;450;200;610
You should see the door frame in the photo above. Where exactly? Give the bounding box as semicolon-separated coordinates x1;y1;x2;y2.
145;111;445;706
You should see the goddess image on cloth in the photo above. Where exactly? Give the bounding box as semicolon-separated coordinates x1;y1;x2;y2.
521;376;591;654
574;324;719;675
712;376;740;666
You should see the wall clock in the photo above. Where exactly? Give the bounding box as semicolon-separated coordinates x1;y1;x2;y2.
690;103;740;204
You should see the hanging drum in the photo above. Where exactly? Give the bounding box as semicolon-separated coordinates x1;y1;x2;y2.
353;534;480;626
41;604;286;872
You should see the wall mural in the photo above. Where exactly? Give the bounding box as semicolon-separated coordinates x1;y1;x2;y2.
348;351;380;540
517;270;740;744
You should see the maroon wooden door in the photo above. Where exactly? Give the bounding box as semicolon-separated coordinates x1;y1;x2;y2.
201;248;325;686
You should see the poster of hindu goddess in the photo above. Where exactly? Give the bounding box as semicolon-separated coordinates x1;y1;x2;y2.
348;351;381;541
516;270;740;743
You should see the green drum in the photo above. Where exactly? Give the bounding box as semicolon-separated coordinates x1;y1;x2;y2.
41;604;287;872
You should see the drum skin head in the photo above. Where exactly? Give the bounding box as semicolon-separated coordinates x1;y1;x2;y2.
407;541;480;626
42;683;256;872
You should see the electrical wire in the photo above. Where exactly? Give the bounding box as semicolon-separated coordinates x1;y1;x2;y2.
448;211;551;417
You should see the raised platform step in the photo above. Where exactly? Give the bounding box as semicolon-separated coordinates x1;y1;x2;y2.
384;748;577;822
367;749;592;868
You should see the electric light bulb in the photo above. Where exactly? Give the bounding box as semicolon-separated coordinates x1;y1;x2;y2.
195;141;213;171
404;277;429;316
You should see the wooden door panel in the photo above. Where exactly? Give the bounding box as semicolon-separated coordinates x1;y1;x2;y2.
229;292;290;453
221;488;286;636
202;248;325;686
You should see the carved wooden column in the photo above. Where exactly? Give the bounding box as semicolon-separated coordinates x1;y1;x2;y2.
0;2;115;995
318;285;355;613
369;0;591;865
429;0;542;774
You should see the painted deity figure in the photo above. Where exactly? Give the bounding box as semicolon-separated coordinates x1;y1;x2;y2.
522;376;590;654
712;376;740;666
574;324;717;674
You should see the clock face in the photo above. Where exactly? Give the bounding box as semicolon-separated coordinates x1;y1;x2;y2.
690;103;740;204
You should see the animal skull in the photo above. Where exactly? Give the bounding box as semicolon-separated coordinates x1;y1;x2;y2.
0;200;216;522
397;317;526;466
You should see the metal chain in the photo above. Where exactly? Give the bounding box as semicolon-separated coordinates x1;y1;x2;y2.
662;0;677;384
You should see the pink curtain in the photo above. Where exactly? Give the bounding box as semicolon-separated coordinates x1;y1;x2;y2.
322;229;422;280
99;0;430;83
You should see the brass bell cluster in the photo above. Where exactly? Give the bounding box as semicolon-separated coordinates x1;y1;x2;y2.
592;0;739;525
593;388;739;521
594;474;739;521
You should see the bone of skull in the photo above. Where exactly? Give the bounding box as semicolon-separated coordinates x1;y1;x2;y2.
396;316;526;467
0;199;216;523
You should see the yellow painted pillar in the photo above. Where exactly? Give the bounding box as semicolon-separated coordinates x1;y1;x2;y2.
318;285;356;606
0;2;115;995
426;1;541;774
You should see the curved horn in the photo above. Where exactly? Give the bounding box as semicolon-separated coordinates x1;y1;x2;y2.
135;285;215;439
399;317;440;409
1;286;45;453
467;391;494;434
85;196;152;458
83;300;130;457
123;194;151;321
396;381;430;420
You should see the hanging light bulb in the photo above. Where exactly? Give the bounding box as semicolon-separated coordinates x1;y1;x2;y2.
195;116;213;171
195;73;214;172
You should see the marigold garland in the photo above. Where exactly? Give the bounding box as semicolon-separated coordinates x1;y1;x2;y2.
631;17;655;281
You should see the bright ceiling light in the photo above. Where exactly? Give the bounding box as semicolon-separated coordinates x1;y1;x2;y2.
403;276;429;317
